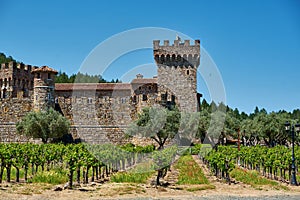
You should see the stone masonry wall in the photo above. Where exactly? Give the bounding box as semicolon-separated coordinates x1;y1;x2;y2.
154;39;200;112
0;39;202;144
0;98;33;142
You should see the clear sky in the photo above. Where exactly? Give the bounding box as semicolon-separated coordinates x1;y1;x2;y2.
0;0;299;114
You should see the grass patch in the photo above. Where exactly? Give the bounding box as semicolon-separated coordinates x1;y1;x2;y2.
186;184;216;192
28;167;68;185
110;161;155;183
112;184;145;195
230;167;288;190
9;183;53;195
175;155;210;185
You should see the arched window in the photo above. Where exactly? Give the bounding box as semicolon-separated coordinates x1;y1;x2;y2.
171;54;176;61
188;54;193;66
177;55;181;61
160;54;165;62
166;54;170;62
187;70;190;75
2;88;7;98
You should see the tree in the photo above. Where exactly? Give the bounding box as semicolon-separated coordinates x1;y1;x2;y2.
127;106;181;149
55;70;120;83
16;108;70;143
55;71;71;83
126;106;180;185
0;52;16;64
198;108;210;142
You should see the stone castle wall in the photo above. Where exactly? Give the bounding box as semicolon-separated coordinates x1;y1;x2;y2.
0;62;36;98
0;39;201;145
153;40;200;112
0;98;33;142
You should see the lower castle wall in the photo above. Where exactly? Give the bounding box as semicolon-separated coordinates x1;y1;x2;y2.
0;122;154;146
0;123;29;142
69;125;130;145
0;93;162;146
0;98;32;122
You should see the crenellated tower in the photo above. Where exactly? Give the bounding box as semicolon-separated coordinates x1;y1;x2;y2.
32;66;58;111
153;39;200;112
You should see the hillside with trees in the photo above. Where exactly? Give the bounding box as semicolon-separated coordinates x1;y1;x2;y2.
198;99;300;147
0;52;17;63
55;71;121;83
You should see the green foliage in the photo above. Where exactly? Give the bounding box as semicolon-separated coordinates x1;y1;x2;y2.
230;168;287;190
179;112;200;144
175;155;209;185
205;146;236;173
0;52;16;64
152;145;177;170
198;99;300;145
29;168;68;184
16;108;70;143
204;145;300;184
55;71;121;83
127;107;180;149
110;163;154;183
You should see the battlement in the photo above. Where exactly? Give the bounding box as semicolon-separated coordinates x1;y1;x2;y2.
153;39;200;48
153;39;200;68
0;61;38;72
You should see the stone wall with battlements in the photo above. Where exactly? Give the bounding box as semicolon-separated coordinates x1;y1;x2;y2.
154;39;200;112
0;61;36;99
0;38;202;144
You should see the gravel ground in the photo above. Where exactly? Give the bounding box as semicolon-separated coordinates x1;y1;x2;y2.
111;196;300;200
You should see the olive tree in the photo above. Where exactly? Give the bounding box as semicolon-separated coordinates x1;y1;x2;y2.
16;108;70;143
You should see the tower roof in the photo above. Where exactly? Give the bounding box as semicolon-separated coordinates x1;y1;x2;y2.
31;66;58;74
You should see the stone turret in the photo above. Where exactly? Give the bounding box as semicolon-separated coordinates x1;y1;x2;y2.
31;66;58;111
153;39;200;112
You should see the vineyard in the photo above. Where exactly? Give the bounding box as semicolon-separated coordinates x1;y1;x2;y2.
202;145;300;184
1;142;300;199
0;143;157;188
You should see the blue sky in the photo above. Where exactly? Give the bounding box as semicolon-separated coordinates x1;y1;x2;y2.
0;0;299;114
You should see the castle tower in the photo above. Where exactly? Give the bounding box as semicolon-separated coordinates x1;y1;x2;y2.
31;66;58;111
153;39;200;112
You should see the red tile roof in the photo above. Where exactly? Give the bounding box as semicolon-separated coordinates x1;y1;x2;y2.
55;83;131;91
31;66;58;74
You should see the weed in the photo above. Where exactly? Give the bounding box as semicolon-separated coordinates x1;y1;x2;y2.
29;168;68;184
110;162;155;183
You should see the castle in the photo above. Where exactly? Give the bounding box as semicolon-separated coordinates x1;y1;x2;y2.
0;39;201;144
